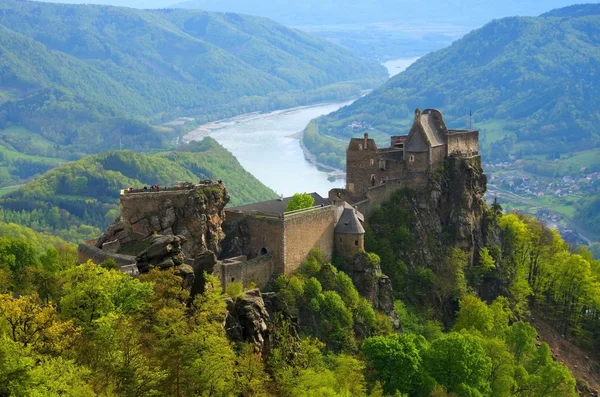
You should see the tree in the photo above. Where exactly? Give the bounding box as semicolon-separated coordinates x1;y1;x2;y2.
0;293;79;355
285;193;315;212
60;261;153;328
362;333;427;395
424;332;492;396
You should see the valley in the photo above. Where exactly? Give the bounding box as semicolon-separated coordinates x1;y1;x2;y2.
0;2;599;395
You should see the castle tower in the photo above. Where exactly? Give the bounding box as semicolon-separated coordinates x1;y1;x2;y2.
345;133;378;195
334;204;365;261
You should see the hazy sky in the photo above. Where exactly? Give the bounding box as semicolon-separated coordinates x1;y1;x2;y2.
39;0;599;25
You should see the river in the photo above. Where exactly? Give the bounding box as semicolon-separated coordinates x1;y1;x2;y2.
184;57;419;197
184;102;352;197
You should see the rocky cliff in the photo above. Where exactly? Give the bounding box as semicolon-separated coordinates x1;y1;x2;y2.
366;156;489;321
81;182;229;293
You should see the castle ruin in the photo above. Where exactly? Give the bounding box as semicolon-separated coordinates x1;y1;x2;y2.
78;108;481;291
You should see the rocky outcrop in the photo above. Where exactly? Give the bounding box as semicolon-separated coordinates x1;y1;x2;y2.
343;251;401;330
225;289;271;354
136;235;187;273
438;156;487;258
79;182;229;293
98;183;229;262
225;289;298;356
391;156;487;270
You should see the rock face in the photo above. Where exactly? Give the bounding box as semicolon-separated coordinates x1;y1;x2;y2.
438;156;488;258
98;184;229;260
343;251;401;330
225;289;297;355
387;156;487;270
225;289;271;354
86;183;229;292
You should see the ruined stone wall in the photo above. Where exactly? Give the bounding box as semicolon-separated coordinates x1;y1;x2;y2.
77;243;137;271
379;157;405;181
448;131;479;155
219;254;276;289
283;206;335;274
430;145;446;169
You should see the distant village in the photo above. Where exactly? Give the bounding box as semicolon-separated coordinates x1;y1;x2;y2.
486;160;600;246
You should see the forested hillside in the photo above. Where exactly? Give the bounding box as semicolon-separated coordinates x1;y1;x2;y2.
0;208;594;395
310;5;600;165
0;138;277;242
0;0;386;186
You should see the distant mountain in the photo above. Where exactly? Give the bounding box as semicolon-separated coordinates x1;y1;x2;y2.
0;0;386;184
0;137;278;242
0;1;385;117
542;3;600;17
311;4;600;164
172;0;589;25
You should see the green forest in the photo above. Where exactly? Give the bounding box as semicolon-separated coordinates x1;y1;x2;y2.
1;196;597;396
0;138;277;243
0;0;386;186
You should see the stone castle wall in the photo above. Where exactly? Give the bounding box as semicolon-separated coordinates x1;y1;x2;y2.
406;151;429;173
346;137;379;195
448;131;479;155
77;242;138;275
283;206;335;274
244;215;285;274
219;254;276;289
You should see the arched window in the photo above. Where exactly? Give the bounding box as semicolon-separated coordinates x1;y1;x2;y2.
409;155;415;162
260;247;268;256
355;240;359;246
370;174;376;186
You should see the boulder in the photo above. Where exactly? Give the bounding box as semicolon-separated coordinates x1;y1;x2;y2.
101;239;121;254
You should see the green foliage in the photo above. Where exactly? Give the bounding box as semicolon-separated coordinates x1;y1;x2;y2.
0;224;584;397
362;333;427;395
284;192;316;212
274;249;389;352
226;281;244;298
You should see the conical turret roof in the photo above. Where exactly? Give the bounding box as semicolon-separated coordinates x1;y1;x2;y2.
335;206;365;235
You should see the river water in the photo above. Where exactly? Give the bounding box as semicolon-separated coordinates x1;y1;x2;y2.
191;102;352;197
187;57;419;198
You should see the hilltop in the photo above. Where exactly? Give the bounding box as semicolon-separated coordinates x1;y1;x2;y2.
0;138;277;242
302;4;600;238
